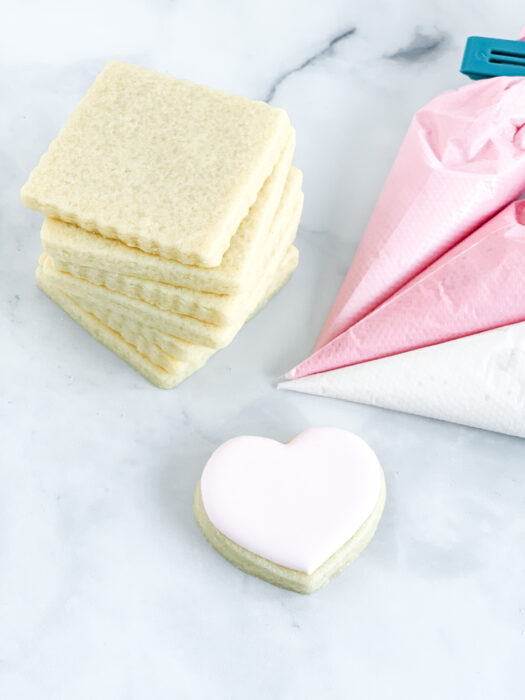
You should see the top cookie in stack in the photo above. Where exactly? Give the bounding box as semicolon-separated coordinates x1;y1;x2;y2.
22;61;303;388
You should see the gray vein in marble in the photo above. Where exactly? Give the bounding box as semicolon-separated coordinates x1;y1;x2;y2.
387;29;447;62
298;224;353;262
265;27;356;102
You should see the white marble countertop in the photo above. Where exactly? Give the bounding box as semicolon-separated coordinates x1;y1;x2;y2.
2;2;525;698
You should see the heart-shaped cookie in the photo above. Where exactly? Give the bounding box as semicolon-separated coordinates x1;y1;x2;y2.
194;427;386;594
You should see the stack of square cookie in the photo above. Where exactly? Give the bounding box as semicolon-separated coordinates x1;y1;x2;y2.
21;62;303;388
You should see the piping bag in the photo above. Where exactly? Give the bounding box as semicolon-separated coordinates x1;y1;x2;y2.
279;322;525;439
280;197;525;437
309;75;525;361
280;33;525;436
287;199;525;379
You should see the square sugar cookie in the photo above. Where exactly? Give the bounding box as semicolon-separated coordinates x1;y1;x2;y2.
22;61;291;266
36;246;299;388
37;191;301;350
45;168;303;325
41;151;300;301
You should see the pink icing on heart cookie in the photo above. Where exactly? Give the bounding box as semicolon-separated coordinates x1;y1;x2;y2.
197;427;385;589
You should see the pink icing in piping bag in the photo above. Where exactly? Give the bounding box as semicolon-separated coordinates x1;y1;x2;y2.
313;76;525;353
287;199;525;380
